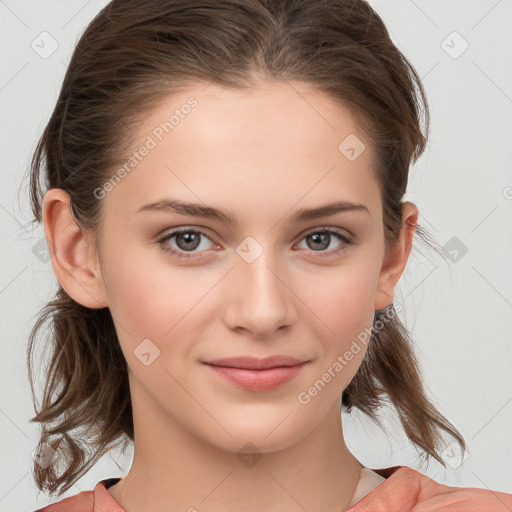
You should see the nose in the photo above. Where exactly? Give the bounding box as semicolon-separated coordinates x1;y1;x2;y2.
223;246;298;339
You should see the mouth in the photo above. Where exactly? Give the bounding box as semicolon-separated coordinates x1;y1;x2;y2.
202;355;310;392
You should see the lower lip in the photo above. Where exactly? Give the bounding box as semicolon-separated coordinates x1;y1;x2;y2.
204;363;307;391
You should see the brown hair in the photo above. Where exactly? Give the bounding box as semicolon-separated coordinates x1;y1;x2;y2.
27;0;465;497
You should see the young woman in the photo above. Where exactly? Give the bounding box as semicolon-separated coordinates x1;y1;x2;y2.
27;1;512;511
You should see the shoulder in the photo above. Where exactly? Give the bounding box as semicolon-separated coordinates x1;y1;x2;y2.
411;472;512;512
32;478;123;512
32;490;95;512
350;466;512;512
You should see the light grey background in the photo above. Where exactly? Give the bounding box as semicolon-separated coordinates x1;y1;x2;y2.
1;0;511;510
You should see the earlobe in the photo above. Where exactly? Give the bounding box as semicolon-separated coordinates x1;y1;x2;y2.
42;188;108;309
374;202;419;311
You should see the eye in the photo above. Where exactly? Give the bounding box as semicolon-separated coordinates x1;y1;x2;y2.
157;228;216;259
157;226;354;260
295;227;354;256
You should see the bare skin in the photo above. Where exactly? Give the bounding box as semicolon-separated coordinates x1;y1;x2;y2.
43;80;418;512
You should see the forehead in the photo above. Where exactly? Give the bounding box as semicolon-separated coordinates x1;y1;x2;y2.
142;80;365;153
105;81;381;220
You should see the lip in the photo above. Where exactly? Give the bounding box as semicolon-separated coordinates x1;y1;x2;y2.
202;356;309;392
204;355;306;370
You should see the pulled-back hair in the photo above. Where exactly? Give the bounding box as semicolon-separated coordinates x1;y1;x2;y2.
27;0;465;497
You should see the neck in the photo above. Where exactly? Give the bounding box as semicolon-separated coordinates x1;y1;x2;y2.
109;383;363;512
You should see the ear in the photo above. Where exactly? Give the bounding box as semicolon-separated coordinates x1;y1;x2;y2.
42;188;108;309
374;201;418;310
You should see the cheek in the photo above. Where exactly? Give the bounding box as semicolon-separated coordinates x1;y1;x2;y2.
101;230;380;370
293;258;379;382
101;237;166;318
295;258;378;331
101;243;218;358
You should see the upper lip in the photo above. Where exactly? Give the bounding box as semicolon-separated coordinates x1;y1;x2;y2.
203;356;307;370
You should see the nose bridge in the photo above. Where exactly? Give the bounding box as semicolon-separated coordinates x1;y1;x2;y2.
225;236;296;335
238;239;285;306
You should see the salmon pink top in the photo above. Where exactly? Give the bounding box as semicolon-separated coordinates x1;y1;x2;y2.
33;465;512;512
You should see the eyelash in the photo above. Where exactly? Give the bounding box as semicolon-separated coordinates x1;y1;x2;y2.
156;227;354;260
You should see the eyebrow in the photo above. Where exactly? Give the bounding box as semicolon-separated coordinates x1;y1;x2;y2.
136;198;370;225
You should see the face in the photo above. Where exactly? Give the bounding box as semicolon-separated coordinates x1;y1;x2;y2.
90;81;391;454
